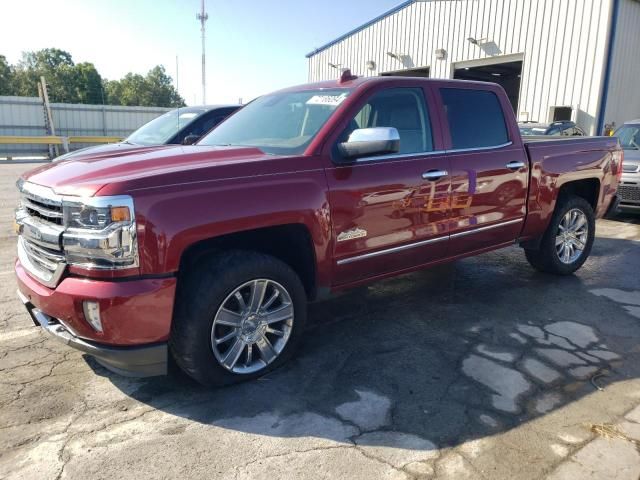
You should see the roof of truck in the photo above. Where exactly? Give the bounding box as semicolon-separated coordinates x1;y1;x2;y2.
277;73;499;93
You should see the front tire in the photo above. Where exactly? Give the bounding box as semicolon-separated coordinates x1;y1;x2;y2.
170;251;307;386
524;195;595;275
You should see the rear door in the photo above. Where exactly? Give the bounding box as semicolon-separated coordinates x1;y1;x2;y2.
325;85;450;286
436;86;528;256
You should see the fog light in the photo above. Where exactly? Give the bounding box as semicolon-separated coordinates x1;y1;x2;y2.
83;301;102;332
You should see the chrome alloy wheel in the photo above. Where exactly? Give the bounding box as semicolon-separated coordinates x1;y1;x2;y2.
211;279;294;374
555;208;588;264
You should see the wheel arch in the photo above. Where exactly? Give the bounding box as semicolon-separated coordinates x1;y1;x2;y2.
520;178;600;250
178;223;319;299
557;178;601;211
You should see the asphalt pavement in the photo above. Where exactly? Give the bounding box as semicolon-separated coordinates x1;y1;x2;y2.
1;163;640;479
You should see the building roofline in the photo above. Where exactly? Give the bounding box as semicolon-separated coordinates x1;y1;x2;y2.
305;0;415;58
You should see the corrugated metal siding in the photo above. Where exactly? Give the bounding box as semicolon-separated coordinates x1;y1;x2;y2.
308;0;614;135
604;0;640;128
0;96;170;156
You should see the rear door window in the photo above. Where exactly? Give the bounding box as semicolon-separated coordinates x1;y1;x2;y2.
440;88;509;149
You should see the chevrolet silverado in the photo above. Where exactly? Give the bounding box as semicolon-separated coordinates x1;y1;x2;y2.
14;72;623;386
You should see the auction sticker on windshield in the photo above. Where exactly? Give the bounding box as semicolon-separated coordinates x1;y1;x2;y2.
306;93;348;106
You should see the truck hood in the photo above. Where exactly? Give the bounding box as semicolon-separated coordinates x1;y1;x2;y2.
23;145;282;197
51;142;162;162
623;149;640;163
622;149;640;174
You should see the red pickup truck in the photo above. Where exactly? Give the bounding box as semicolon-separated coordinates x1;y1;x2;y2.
15;73;622;386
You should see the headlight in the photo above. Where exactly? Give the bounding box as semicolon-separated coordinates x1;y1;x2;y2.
64;203;130;230
62;196;139;269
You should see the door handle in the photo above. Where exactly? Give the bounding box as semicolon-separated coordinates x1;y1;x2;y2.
422;170;448;181
505;161;525;170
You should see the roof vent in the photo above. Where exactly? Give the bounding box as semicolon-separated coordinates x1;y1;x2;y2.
339;69;358;84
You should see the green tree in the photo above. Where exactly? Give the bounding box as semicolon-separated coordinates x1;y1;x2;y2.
74;62;104;104
3;49;184;107
105;66;184;107
103;78;123;105
12;48;80;102
106;73;146;106
0;55;14;95
143;65;185;107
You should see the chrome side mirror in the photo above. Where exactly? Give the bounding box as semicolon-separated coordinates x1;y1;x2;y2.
338;127;400;160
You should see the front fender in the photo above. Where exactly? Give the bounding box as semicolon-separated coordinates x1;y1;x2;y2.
131;167;332;288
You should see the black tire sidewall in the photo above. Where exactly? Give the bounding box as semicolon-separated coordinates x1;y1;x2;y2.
539;195;596;275
170;251;307;386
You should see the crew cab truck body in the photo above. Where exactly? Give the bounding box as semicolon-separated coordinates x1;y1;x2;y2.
14;74;623;385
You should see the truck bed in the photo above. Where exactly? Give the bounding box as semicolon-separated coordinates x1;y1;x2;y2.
522;135;617;145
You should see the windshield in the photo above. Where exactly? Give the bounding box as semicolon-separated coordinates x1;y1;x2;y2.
198;89;351;155
519;126;548;136
615;125;640;150
127;109;206;145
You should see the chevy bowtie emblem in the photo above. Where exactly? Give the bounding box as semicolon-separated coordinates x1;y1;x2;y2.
25;225;41;241
337;228;368;242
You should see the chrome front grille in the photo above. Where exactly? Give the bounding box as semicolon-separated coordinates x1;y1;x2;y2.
22;239;65;272
16;182;66;287
618;185;640;203
22;196;64;225
21;184;64;226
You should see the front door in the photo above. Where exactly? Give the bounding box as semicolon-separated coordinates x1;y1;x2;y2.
325;86;450;286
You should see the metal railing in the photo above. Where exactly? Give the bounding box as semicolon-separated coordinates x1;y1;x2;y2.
0;135;122;160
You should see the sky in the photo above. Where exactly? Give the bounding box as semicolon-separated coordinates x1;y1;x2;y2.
0;0;401;105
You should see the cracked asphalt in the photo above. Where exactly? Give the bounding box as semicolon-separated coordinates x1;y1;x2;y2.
1;163;640;479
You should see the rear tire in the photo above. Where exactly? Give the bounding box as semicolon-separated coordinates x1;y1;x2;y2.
170;251;307;386
524;195;595;275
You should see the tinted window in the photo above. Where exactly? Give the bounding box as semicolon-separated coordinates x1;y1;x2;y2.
188;112;228;136
440;88;509;149
614;125;640;150
127;108;207;145
342;88;433;155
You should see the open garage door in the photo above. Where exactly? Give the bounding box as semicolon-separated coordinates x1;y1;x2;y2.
381;67;430;77
454;61;522;112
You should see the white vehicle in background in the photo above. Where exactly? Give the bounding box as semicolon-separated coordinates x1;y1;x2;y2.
615;120;640;213
518;120;586;137
53;105;240;162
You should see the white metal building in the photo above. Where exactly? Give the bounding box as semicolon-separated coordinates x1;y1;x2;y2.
306;0;640;135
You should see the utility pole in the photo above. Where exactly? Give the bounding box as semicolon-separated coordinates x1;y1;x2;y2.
100;83;106;136
38;76;60;158
175;55;179;95
196;0;208;104
175;55;180;108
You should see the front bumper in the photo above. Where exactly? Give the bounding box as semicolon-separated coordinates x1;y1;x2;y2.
618;174;640;210
19;290;167;376
16;259;176;377
619;203;640;211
